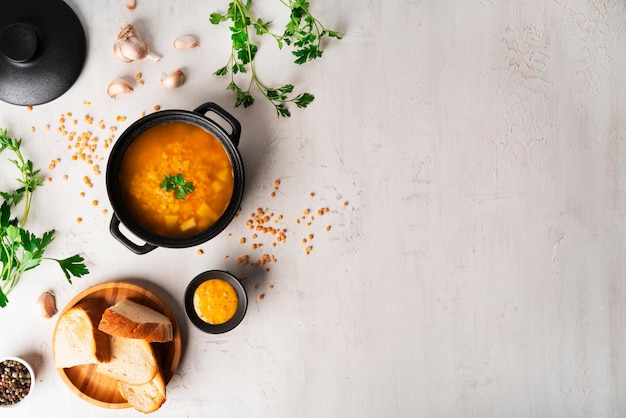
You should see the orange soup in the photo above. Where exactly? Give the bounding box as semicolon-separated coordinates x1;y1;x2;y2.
193;279;239;325
119;121;234;237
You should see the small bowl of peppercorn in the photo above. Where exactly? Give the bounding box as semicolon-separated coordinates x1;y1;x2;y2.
0;357;34;407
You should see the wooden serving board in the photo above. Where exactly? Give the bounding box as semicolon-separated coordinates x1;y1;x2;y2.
52;282;182;409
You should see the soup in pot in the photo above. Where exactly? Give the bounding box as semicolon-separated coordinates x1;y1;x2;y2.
118;121;235;237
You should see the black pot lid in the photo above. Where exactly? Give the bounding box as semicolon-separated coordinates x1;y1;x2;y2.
0;0;86;106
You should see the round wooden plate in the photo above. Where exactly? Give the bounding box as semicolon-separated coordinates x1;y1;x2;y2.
52;282;182;409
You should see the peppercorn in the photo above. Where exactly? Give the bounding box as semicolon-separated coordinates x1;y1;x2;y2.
0;360;31;405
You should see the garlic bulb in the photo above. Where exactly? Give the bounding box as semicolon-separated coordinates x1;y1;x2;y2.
37;291;57;318
160;69;185;89
173;35;199;49
113;24;161;62
107;79;134;98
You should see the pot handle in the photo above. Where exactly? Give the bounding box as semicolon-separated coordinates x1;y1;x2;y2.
193;102;241;147
109;214;158;255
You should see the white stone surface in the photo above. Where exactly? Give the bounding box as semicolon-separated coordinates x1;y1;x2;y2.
0;0;625;417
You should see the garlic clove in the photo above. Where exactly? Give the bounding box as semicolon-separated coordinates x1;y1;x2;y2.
126;0;136;10
113;43;132;63
107;79;134;99
173;35;199;49
114;24;161;63
37;291;57;319
160;69;185;89
119;32;148;61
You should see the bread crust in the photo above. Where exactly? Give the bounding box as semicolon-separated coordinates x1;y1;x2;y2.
74;299;111;363
118;370;166;413
98;299;173;343
76;299;112;363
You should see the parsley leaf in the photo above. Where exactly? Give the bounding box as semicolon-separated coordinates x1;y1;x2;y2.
160;173;195;200
54;254;90;282
210;0;340;117
0;129;89;308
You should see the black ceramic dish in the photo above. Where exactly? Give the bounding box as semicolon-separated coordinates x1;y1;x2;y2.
106;102;245;254
184;270;248;334
0;0;86;106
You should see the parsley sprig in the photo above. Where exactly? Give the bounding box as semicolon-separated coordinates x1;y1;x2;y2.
210;0;341;117
0;129;89;308
160;173;195;200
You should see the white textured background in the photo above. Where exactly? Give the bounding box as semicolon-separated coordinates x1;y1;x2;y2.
1;0;625;417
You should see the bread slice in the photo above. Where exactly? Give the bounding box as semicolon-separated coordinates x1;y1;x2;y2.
98;298;173;343
53;298;111;368
118;370;166;413
96;335;158;385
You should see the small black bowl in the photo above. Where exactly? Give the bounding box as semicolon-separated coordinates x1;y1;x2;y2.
184;270;247;334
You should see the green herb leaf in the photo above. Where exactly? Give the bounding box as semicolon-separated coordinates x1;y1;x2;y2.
254;18;271;36
210;12;228;24
0;129;89;308
294;92;315;108
214;66;229;76
160;173;195;200
210;0;340;117
54;254;89;282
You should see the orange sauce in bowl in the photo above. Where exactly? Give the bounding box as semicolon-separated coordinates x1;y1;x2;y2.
193;279;238;325
118;121;234;237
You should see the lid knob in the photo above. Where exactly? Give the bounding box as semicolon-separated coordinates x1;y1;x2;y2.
0;23;38;63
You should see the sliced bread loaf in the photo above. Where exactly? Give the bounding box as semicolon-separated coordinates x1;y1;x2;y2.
98;298;173;343
53;298;111;368
118;370;166;413
96;335;158;385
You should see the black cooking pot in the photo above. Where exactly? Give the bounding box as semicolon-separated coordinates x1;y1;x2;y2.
106;102;244;254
